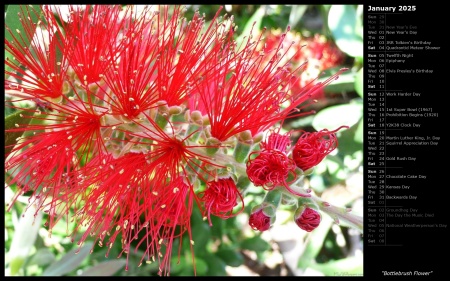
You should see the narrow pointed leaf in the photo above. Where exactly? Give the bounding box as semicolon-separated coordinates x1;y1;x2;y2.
79;260;126;276
235;5;265;50
42;242;93;276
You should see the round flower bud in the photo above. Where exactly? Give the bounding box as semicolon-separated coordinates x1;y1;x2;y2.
294;206;321;232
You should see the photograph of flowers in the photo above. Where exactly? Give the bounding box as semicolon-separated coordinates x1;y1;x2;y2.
4;4;364;276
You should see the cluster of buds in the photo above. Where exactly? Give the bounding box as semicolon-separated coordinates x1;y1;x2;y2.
247;126;346;232
5;5;354;276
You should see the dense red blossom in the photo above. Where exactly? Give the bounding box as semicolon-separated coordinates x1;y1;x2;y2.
198;178;244;226
292;126;347;171
261;131;292;152
191;25;346;142
246;149;296;189
61;5;130;86
5;101;104;221
5;5;69;99
298;34;345;70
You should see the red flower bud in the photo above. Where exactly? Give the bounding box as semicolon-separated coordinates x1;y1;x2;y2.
294;207;321;232
249;208;273;232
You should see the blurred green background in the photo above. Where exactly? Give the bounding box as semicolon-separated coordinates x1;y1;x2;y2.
4;4;364;276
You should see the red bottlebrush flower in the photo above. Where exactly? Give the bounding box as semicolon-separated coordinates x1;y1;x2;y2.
95;6;164;119
294;207;321;232
5;99;104;221
139;177;195;276
60;5;130;86
192;25;347;142
5;5;69;99
249;208;273;232
151;6;235;107
246;149;310;197
292;126;347;171
95;5;237;119
198;178;244;226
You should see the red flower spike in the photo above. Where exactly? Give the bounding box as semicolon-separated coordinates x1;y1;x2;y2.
5;101;104;226
153;6;234;107
69;153;195;276
138;177;195;276
193;28;299;142
246;149;297;190
97;7;162;119
294;207;321;232
198;178;244;226
193;26;347;142
61;5;130;86
5;5;69;99
249;208;273;232
292;126;348;171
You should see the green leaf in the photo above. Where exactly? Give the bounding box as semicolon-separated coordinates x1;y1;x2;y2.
354;119;364;143
332;120;363;157
309;256;363;276
312;102;363;132
288;114;314;129
169;255;186;275
204;254;227;276
190;207;211;251
42;242;93;276
216;248;245;267
79;260;126;276
9;257;25;276
309;174;326;193
27;248;56;267
5;5;42;77
192;258;208;276
354;67;364;97
235;5;265;50
288;5;308;28
240;235;270;252
5;97;17;116
355;5;364;40
328;5;363;58
324;155;348;180
4;108;36;157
